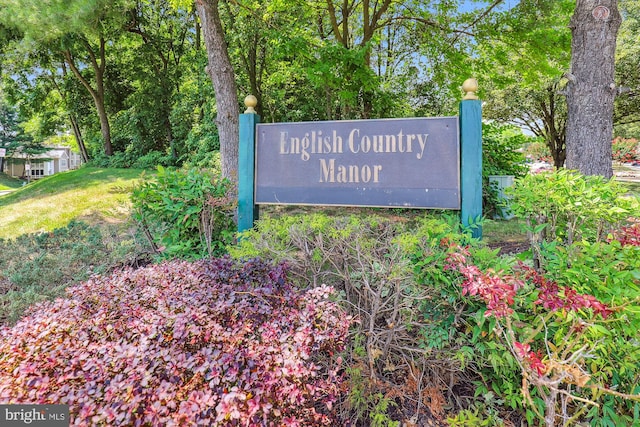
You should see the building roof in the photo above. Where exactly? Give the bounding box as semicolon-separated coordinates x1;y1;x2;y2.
7;147;74;160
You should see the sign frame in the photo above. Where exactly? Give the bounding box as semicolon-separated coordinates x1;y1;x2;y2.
238;98;483;238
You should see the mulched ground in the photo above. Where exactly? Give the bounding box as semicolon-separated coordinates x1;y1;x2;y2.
487;239;530;255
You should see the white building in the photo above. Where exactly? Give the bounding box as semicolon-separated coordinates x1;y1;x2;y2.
2;147;83;179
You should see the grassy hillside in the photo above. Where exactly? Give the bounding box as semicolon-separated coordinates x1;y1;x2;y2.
0;167;146;239
0;172;25;190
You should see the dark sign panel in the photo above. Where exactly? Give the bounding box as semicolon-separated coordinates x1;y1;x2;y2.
255;117;460;208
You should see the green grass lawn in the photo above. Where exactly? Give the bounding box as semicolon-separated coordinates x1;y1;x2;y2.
0;173;25;190
621;179;640;195
0;167;146;239
482;217;527;244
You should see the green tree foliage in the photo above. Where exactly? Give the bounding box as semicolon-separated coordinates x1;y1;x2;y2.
0;0;138;156
0;96;24;153
115;0;198;161
478;0;573;169
482;123;528;178
0;1;523;169
615;0;640;136
0;0;636;173
0;92;47;173
0;29;94;160
0;0;215;166
481;123;529;218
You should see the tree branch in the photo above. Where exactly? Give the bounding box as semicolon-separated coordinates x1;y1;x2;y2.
325;0;344;45
62;50;97;100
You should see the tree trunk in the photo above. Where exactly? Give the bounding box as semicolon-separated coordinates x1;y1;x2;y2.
63;39;114;157
94;93;113;156
540;84;566;169
565;0;621;177
92;38;113;157
194;0;239;186
69;114;89;162
57;65;90;162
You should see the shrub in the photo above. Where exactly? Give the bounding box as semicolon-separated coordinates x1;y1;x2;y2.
89;151;133;169
498;170;640;424
232;214;508;424
612;137;639;163
131;166;235;260
536;221;640;426
445;222;640;426
401;220;530;424
507;169;639;268
0;220;151;325
0;257;350;426
131;150;175;169
89;150;175;170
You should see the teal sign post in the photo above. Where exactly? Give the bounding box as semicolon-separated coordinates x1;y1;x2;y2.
238;80;482;238
459;98;483;238
237;96;260;233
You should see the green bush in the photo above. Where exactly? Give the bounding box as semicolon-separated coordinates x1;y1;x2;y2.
404;225;526;420
89;150;175;170
612;137;639;163
540;233;640;425
446;221;640;426
498;170;640;425
89;151;134;169
0;220;150;325
131;166;235;260
482;123;529;179
131;150;175;169
232;213;513;424
507;169;639;268
447;408;507;426
482;123;529;219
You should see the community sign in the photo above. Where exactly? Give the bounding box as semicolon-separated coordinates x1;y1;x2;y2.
254;117;460;209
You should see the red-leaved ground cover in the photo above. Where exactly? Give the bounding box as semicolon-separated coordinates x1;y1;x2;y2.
0;257;350;426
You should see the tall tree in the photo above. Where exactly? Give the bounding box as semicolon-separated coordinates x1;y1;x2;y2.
61;35;114;156
486;81;568;168
478;0;573;169
0;30;92;161
0;0;135;157
565;0;621;177
0;95;20;173
194;0;239;183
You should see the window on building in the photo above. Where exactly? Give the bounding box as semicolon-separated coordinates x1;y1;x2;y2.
30;162;45;177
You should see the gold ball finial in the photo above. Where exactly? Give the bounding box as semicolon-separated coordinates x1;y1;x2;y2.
244;95;258;113
462;78;479;100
